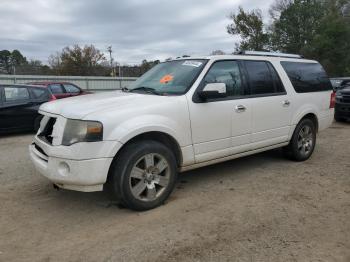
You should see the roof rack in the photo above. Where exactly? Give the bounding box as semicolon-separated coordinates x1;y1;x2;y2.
237;51;303;59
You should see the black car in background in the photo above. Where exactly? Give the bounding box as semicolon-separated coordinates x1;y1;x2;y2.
335;85;350;122
330;77;350;91
0;84;54;134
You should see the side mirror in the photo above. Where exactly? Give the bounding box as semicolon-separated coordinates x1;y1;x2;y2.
198;83;227;100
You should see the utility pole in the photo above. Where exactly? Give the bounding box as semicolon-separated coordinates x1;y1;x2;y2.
13;64;16;83
107;46;115;77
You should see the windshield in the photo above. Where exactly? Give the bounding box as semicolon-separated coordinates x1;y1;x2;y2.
128;59;207;95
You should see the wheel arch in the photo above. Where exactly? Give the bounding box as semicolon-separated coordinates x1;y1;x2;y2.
112;131;183;168
292;107;319;132
300;113;319;132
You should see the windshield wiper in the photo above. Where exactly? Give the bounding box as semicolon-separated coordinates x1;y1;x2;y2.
129;86;163;96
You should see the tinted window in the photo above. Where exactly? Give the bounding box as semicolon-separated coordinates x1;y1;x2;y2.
4;87;29;102
63;84;80;93
49;84;64;94
31;88;49;100
281;62;332;93
204;61;243;97
245;61;275;95
267;63;285;93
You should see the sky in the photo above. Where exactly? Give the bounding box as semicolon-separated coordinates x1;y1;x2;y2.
0;0;274;65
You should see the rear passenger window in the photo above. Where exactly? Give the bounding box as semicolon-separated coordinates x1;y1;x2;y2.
4;87;29;102
49;84;64;94
281;62;332;93
244;61;275;95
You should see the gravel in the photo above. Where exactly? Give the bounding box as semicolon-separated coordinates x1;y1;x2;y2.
0;121;349;261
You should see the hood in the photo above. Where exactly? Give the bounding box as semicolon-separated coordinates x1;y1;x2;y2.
39;91;169;119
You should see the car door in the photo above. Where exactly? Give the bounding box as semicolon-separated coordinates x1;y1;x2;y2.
0;86;33;131
242;60;292;148
188;60;252;163
62;83;82;97
49;84;68;99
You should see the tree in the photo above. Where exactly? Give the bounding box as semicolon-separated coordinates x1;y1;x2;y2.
227;7;269;51
269;0;324;54
0;49;27;74
49;45;106;76
304;0;350;76
268;0;350;76
11;50;27;65
140;59;160;74
0;50;12;73
227;1;349;76
269;0;292;20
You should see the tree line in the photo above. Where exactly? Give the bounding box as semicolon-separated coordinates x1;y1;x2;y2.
0;46;160;77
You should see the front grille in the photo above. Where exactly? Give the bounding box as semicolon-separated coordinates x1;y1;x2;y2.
38;117;56;144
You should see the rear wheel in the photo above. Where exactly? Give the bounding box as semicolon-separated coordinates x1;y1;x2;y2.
284;119;316;161
105;140;177;211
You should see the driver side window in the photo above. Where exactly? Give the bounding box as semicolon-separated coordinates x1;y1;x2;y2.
204;61;243;97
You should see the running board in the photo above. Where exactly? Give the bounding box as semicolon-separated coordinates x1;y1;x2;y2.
179;142;289;172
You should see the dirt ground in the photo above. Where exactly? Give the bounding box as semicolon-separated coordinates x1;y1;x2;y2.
0;121;349;262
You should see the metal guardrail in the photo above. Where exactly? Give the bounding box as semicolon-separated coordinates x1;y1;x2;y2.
0;75;138;91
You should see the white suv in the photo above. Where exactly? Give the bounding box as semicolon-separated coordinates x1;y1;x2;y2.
29;52;335;210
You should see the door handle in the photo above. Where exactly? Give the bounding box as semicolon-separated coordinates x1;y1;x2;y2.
282;100;290;107
235;105;246;113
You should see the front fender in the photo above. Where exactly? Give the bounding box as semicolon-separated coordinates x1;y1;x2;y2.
106;114;191;147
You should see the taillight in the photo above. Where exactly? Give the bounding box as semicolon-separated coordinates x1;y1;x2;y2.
49;94;57;101
330;91;336;108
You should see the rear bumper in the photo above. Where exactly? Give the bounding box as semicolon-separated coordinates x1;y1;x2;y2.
335;103;350;119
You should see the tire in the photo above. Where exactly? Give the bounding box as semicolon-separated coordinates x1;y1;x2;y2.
284;118;316;162
105;140;178;211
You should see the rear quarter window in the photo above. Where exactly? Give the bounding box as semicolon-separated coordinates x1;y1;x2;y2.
63;84;81;93
31;88;49;100
281;62;332;93
49;84;64;94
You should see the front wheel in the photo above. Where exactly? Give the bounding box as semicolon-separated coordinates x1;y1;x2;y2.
284;119;316;161
105;140;178;211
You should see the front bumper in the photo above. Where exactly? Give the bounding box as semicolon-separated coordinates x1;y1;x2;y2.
29;136;122;192
335;103;350;119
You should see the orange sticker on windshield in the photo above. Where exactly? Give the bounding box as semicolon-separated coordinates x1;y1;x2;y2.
160;74;173;84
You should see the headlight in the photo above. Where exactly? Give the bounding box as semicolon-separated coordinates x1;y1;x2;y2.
62;119;103;146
